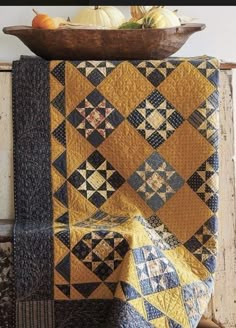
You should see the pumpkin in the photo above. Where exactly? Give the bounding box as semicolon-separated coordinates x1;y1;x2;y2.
130;6;153;21
73;6;125;28
142;7;181;29
32;9;66;29
118;21;142;29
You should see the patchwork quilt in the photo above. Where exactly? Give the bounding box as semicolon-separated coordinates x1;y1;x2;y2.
12;56;219;328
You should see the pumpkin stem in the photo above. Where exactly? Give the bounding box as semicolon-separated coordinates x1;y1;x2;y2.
32;8;39;16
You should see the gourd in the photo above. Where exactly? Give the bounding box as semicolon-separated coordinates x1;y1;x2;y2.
130;6;153;21
142;7;181;28
118;22;142;29
73;6;125;28
32;9;67;29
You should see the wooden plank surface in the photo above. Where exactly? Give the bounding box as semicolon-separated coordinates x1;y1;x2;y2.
198;319;220;328
219;63;236;70
0;220;13;242
0;72;14;221
0;62;236;71
0;63;12;71
210;70;236;328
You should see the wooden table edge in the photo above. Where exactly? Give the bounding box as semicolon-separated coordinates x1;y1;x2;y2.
0;62;236;72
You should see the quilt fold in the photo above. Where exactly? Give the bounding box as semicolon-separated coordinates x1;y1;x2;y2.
12;56;219;328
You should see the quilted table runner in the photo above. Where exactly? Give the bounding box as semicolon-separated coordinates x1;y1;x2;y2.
12;56;219;328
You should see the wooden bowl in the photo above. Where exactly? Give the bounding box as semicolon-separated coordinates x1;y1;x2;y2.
3;24;205;60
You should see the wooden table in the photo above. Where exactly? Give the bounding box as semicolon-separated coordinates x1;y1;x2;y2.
0;62;236;328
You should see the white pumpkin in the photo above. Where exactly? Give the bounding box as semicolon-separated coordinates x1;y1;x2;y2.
73;6;125;28
143;7;181;28
130;6;153;21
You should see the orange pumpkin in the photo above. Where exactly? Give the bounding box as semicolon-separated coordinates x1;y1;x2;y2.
32;9;65;29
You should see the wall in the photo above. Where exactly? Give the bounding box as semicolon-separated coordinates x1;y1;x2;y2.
0;6;235;62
